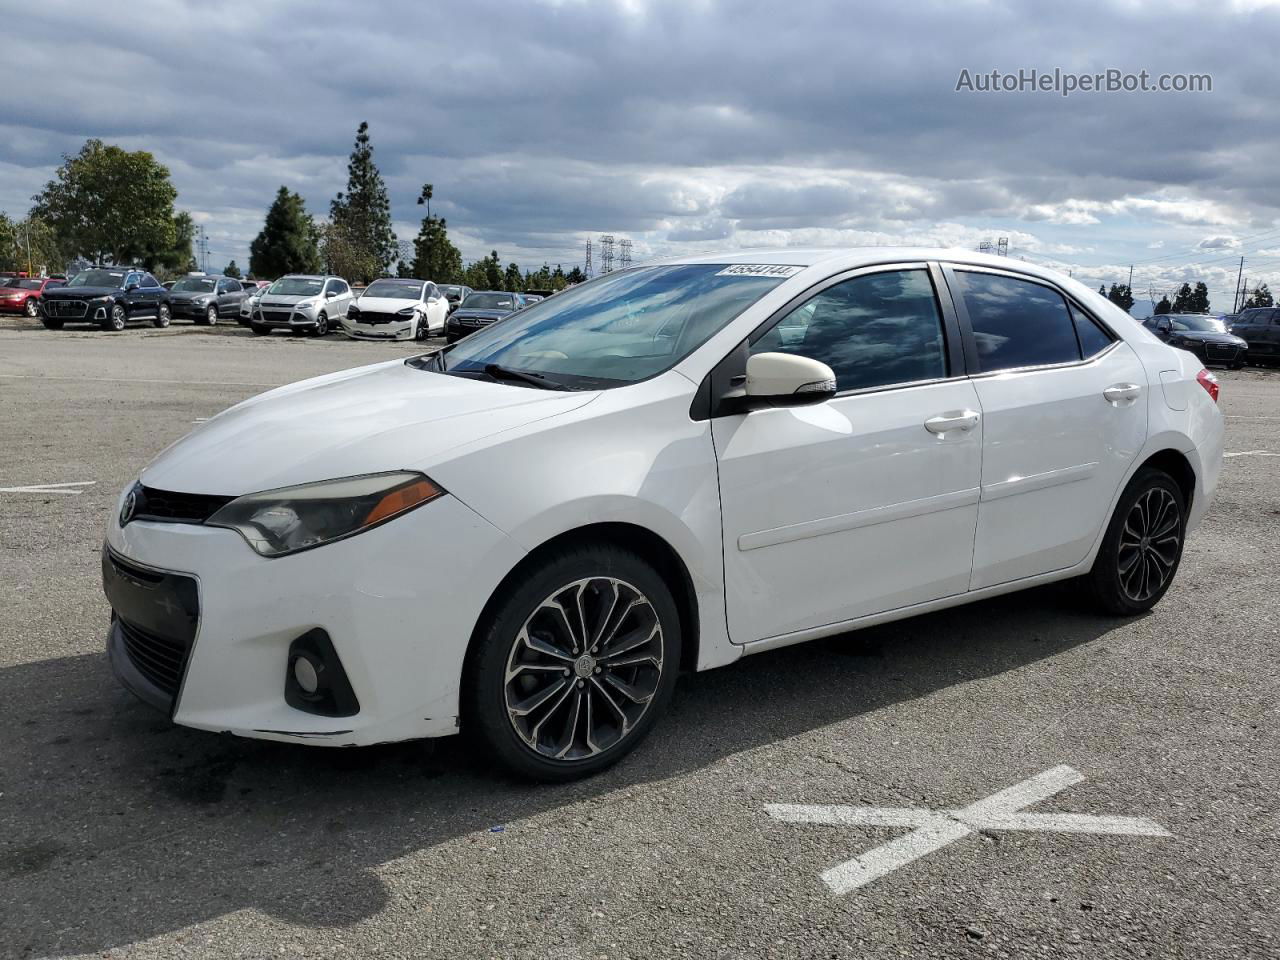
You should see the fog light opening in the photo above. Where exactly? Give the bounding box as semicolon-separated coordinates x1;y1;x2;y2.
291;654;321;695
284;629;360;717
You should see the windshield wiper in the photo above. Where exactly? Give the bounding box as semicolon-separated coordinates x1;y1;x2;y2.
482;363;566;390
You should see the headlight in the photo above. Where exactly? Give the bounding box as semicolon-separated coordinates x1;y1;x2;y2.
348;304;361;315
294;299;316;310
206;471;444;557
397;306;416;315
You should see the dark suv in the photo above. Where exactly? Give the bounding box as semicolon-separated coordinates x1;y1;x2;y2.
40;267;171;331
1230;307;1280;364
1141;313;1248;369
167;275;248;325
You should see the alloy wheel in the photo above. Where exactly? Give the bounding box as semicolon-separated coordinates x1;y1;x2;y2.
504;576;664;761
315;312;328;336
206;305;218;326
110;305;126;330
1117;487;1181;602
155;304;171;328
25;298;38;317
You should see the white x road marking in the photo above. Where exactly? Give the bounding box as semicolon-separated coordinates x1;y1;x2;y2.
0;480;96;496
767;765;1170;895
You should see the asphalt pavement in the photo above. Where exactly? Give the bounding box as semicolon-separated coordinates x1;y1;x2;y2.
1;316;1276;959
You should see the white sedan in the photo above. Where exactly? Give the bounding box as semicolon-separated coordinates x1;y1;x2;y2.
103;248;1223;780
341;278;448;341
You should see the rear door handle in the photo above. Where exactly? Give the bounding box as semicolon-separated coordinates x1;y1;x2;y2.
924;410;980;435
1103;383;1142;404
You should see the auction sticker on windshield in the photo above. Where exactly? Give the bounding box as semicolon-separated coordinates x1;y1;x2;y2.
715;264;806;278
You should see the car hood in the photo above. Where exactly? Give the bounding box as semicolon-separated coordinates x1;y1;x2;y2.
452;309;511;321
44;286;118;300
260;294;317;305
353;297;421;313
169;291;215;302
140;359;597;496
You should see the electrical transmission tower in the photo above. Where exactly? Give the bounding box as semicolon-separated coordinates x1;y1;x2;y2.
619;238;632;269
997;237;1009;257
584;237;593;278
600;235;615;274
196;226;210;273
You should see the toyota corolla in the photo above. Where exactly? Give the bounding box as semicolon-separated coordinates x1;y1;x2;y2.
103;249;1224;780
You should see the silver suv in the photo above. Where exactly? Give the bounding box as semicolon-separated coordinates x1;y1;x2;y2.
250;275;353;337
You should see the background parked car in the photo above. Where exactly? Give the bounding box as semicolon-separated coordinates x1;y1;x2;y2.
167;275;248;325
238;282;272;325
1230;307;1280;365
342;278;448;342
445;290;524;343
1142;313;1248;369
40;267;170;331
438;284;472;313
249;274;352;337
0;276;66;318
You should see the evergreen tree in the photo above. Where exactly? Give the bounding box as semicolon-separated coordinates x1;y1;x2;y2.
566;266;586;285
409;183;462;282
551;264;567;291
224;260;241;278
484;250;503;290
249;187;321;279
1244;283;1273;308
1171;282;1195;312
504;262;524;291
1107;283;1135;314
328;121;396;283
1191;281;1210;313
1099;284;1107;297
1154;295;1172;315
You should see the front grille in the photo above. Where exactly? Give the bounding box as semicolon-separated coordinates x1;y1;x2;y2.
47;300;89;318
260;310;293;323
118;617;189;697
1207;344;1237;358
135;485;234;524
353;310;400;324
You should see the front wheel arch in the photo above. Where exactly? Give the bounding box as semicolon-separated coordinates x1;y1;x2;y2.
460;523;701;722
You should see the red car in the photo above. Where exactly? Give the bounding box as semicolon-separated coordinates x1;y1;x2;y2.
0;276;66;317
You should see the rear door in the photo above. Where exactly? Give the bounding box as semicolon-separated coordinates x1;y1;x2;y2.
943;265;1147;589
713;264;982;643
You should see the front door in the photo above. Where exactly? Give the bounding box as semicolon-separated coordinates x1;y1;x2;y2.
713;265;982;644
945;266;1147;589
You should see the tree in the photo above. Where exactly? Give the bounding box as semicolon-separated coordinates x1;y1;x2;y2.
1171;282;1195;312
1244;283;1274;308
566;266;585;285
408;184;462;282
31;139;178;265
504;262;524;291
484;250;503;290
328;121;396;283
0;214;71;274
139;211;196;275
319;217;381;283
551;264;567;291
249;187;321;279
224;260;241;278
1098;284;1107;297
1154;295;1172;315
1106;283;1135;314
1191;281;1210;313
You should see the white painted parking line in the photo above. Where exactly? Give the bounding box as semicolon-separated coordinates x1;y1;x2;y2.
0;374;281;387
767;765;1169;895
1224;450;1279;458
0;480;97;495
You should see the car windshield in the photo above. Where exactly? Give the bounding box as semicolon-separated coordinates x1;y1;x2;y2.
269;277;324;296
462;293;516;311
172;277;217;293
440;285;464;297
363;280;424;300
1169;315;1225;332
433;264;790;389
68;269;125;288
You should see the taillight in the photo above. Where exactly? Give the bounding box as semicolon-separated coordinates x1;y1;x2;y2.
1196;368;1219;404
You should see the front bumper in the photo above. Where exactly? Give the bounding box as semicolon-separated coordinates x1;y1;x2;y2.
103;491;527;746
342;318;415;340
170;301;212;320
255;306;320;328
0;298;30;313
1178;341;1247;366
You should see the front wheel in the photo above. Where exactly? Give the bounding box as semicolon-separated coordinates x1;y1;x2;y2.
415;315;430;341
1082;467;1186;615
25;298;39;318
464;544;681;781
197;304;218;326
41;317;64;330
311;312;329;337
153;303;171;328
1229;359;1245;370
102;304;127;332
250;321;270;336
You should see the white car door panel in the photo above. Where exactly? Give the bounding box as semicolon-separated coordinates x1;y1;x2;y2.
713;265;981;644
945;267;1148;590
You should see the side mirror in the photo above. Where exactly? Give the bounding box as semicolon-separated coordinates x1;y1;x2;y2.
124;281;139;292
745;352;837;406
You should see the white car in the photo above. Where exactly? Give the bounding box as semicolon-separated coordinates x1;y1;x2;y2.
249;274;353;337
103;249;1223;780
341;278;448;342
238;283;271;325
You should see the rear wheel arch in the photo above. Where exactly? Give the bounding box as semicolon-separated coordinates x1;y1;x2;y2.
1136;448;1195;512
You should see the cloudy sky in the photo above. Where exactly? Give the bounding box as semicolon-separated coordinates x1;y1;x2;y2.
3;0;1278;313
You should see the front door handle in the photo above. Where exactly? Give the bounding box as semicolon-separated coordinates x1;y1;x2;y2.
1103;383;1142;404
924;410;980;435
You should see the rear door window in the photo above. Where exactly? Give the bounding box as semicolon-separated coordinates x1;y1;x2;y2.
952;271;1082;372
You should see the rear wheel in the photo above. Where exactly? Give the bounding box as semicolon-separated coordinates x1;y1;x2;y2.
1083;467;1186;615
464;544;681;781
102;304;126;332
153;303;171;328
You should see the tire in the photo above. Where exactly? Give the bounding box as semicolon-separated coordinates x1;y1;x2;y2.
102;303;127;332
197;304;218;326
1082;467;1186;616
25;298;39;318
41;317;63;330
1229;359;1245;370
312;312;329;337
415;316;430;341
463;544;681;781
153;303;171;328
250;322;271;336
